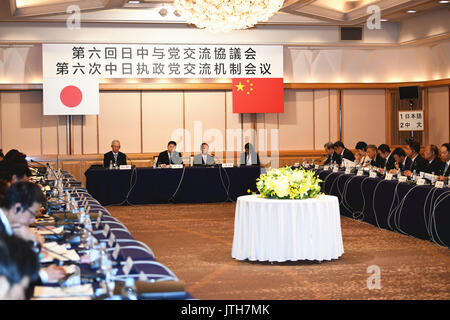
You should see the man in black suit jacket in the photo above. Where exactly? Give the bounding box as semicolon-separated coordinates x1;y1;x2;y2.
439;143;450;179
424;144;444;175
367;144;384;168
404;140;427;175
377;144;395;173
156;141;183;167
333;141;355;166
323;142;339;165
390;147;412;174
103;140;127;168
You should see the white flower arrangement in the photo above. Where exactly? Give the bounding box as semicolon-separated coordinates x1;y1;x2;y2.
254;166;323;200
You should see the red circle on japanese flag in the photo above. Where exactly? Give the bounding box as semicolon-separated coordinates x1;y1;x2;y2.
60;85;82;108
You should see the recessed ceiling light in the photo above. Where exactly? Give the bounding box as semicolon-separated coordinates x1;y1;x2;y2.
407;10;416;13
380;18;388;22
439;0;449;3
128;0;140;3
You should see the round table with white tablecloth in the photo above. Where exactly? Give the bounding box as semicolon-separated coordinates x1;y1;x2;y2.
231;195;344;262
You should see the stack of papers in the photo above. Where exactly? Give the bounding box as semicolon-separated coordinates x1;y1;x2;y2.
37;226;64;235
33;284;93;299
41;242;80;263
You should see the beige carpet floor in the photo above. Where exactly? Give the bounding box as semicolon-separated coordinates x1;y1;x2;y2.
106;202;450;300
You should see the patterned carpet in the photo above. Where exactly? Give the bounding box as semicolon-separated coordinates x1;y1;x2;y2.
106;202;450;300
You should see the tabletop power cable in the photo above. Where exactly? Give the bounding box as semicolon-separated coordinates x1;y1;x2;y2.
167;165;187;203
105;165;138;207
429;190;450;247
218;165;234;203
351;176;372;222
424;188;449;247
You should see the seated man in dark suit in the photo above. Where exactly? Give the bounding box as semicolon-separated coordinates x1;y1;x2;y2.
389;147;412;174
424;144;444;175
156;141;183;167
438;143;450;180
333;141;355;166
323;142;339;165
103;140;127;168
377;144;395;173
404;140;427;176
0;234;40;300
240;143;260;166
367;144;384;168
0;182;66;286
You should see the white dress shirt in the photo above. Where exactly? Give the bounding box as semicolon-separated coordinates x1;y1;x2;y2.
0;208;13;236
246;154;252;166
0;208;50;283
202;154;207;164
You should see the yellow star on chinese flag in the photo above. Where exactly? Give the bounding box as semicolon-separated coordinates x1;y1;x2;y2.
235;82;245;91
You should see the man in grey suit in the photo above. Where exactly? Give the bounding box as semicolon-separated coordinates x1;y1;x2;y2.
193;143;215;166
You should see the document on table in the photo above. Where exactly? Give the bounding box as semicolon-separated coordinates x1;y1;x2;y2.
41;242;80;262
37;226;64;235
33;284;93;299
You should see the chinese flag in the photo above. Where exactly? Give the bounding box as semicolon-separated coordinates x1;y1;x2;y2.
232;78;284;113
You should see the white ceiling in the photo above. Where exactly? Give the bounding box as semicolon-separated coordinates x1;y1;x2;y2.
1;0;448;26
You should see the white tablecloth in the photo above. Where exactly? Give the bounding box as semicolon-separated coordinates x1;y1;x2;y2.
231;195;344;262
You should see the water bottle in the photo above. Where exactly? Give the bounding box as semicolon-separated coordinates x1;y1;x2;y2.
89;242;101;269
431;172;436;185
78;207;86;224
109;160;113;170
412;170;417;182
99;242;112;273
121;278;138;300
71;197;79;214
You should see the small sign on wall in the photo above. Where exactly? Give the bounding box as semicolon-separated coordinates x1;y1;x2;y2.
398;110;424;131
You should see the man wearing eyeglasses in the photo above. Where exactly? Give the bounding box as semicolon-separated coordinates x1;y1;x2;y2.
0;182;66;284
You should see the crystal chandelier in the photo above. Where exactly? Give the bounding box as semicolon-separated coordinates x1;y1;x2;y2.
173;0;284;33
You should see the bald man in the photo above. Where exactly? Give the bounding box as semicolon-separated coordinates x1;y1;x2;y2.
103;140;127;168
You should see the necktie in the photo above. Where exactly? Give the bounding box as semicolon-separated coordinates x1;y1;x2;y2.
114;153;117;163
168;153;171;164
444;162;449;176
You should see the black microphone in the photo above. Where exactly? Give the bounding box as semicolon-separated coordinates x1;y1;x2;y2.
125;155;135;168
30;159;48;167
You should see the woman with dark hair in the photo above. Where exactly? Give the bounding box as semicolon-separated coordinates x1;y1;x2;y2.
354;141;370;167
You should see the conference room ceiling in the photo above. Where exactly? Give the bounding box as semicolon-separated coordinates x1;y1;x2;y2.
0;0;448;26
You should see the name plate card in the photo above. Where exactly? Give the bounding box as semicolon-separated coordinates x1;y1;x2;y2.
345;168;352;174
108;232;116;248
222;163;234;168
398;176;408;183
119;165;132;170
435;181;444;188
138;271;148;282
171;164;183;169
323;165;329;171
333;167;339;173
102;223;110;238
417;178;426;186
314;164;320;169
369;171;378;178
122;257;134;276
293;163;300;167
112;243;121;260
95;212;103;230
357;170;364;176
385;173;393;181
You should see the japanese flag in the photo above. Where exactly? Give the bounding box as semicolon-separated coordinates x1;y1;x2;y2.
43;78;99;115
